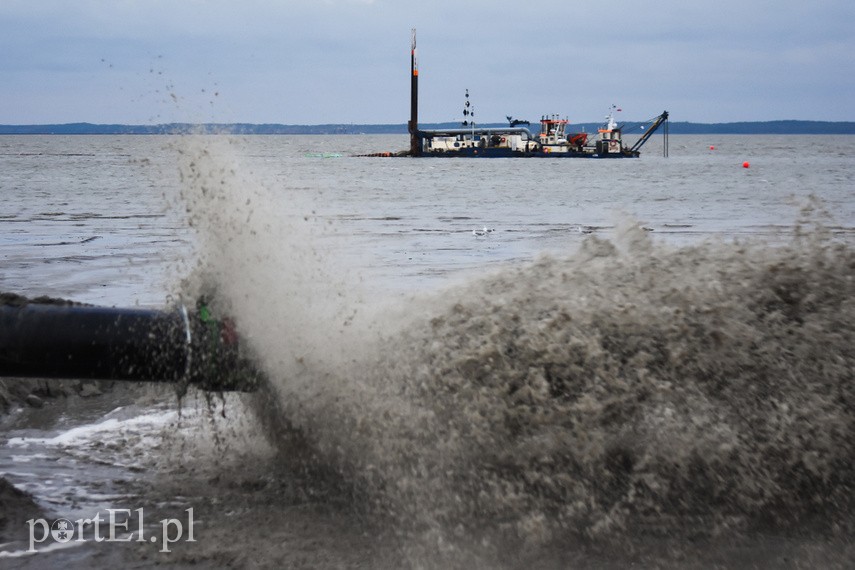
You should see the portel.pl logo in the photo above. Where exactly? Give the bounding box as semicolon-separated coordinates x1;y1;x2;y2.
27;508;196;553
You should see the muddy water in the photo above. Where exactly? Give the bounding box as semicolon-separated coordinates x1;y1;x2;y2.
1;134;854;567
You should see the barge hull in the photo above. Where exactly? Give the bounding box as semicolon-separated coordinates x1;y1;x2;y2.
418;147;638;158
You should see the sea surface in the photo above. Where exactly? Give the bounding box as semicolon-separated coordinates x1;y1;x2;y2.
2;134;853;305
0;134;853;567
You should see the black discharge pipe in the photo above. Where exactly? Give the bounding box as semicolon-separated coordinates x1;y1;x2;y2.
0;297;262;392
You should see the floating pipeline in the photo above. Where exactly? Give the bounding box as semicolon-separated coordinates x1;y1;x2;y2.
0;293;261;392
352;150;411;158
304;152;344;159
305;149;411;158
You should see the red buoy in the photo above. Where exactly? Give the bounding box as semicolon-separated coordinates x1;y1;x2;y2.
742;161;750;168
709;145;715;150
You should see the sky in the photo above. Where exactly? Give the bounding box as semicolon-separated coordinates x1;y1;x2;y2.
1;0;853;125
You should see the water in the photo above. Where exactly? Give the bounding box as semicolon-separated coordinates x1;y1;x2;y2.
0;136;192;306
1;134;854;567
2;135;853;301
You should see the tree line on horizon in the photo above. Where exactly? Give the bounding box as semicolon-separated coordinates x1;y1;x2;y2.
1;120;853;135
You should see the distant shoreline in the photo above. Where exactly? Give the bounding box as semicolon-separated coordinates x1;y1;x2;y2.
1;120;854;135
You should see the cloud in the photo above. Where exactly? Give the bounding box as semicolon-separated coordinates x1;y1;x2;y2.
0;1;853;123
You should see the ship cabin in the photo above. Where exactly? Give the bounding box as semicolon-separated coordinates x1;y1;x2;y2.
539;115;569;145
595;113;625;155
537;115;589;153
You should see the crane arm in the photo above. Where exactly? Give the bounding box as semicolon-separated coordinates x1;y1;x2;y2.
630;111;669;153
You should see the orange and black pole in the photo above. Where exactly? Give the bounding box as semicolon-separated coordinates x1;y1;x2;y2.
408;28;420;156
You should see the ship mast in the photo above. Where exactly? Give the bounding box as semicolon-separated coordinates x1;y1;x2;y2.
462;89;475;138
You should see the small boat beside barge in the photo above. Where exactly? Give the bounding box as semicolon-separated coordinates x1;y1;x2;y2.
406;29;669;158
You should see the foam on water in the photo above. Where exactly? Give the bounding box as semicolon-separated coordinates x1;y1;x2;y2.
6;411;178;448
177;136;855;556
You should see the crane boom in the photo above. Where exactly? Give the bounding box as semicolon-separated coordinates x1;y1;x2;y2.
630;111;669;154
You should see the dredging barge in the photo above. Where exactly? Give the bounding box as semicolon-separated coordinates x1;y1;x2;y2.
405;29;669;158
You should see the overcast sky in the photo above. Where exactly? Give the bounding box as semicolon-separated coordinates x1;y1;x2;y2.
1;0;853;125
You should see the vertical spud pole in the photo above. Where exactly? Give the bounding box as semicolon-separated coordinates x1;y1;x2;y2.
409;28;420;156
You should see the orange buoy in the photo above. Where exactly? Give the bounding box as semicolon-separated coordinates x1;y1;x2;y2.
742;161;750;168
